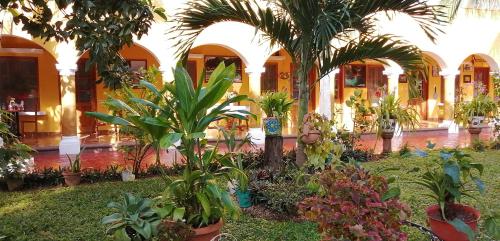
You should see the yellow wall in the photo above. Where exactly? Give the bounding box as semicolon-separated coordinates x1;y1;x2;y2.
1;37;61;134
458;55;494;102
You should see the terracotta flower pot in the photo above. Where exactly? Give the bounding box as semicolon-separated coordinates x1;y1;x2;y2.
6;177;24;191
426;204;480;241
300;130;321;144
187;219;223;241
63;172;82;186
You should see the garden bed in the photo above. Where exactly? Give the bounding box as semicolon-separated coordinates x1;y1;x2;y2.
1;149;499;241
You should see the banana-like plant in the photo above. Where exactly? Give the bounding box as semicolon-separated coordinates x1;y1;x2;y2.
157;63;254;228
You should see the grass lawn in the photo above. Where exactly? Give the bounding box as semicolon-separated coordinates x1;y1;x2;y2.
1;149;498;241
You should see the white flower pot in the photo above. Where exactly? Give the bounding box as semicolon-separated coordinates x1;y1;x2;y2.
121;170;136;182
470;116;484;128
382;119;397;133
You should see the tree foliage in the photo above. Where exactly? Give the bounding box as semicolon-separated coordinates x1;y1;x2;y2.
1;0;166;89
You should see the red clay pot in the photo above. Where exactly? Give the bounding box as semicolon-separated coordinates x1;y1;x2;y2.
188;219;223;241
426;204;480;241
62;172;82;186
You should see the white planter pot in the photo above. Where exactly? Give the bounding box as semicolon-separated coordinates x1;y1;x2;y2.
382;119;397;133
470;116;484;128
121;170;136;182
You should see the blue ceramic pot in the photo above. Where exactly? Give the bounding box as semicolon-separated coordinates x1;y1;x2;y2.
263;117;282;136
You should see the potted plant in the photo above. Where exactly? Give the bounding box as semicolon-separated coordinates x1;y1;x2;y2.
414;149;495;241
258;91;294;136
0;143;33;191
299;165;411;241
372;93;419;153
300;113;342;170
220;124;254;208
454;94;497;137
94;63;252;241
62;146;85;186
0;110;34;191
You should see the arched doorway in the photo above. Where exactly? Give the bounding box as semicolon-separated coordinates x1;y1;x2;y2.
457;54;498;102
0;35;59;136
76;44;160;133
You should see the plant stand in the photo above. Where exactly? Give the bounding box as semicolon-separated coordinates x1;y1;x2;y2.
381;131;394;154
264;135;283;172
468;127;482;142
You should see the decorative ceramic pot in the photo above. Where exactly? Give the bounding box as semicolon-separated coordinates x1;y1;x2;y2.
300;130;321;144
187;219;224;241
469;116;484;128
121;170;136;182
63;172;82;186
382;119;397;133
6;177;24;191
426;204;480;241
263;117;282;136
235;190;252;208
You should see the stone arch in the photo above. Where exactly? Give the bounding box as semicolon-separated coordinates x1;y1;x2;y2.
423;51;448;69
457;53;499;72
0;34;58;61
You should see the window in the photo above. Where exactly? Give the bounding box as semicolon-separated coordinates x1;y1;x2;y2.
0;57;38;111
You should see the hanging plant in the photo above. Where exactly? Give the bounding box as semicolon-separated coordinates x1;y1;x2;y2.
300;113;342;170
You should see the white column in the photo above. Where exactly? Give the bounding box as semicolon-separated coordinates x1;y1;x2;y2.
56;63;81;155
383;66;403;97
246;66;265;144
319;73;332;119
441;69;460;133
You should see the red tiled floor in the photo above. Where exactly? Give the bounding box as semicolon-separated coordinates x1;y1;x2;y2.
32;128;495;171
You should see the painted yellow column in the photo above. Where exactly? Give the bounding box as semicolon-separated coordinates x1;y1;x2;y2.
442;69;460;133
57;64;81;155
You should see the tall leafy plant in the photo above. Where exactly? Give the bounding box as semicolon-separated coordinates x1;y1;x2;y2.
173;0;446;165
87;68;168;166
153;63;254;228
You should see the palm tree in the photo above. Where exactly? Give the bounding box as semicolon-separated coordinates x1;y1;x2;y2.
442;0;499;19
172;0;446;165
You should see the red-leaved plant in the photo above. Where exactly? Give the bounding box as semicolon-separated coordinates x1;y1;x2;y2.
298;166;411;241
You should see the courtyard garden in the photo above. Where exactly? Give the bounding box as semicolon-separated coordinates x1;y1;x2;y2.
1;0;500;241
1;149;499;241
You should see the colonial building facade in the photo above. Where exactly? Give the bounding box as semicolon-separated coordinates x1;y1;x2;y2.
0;1;499;154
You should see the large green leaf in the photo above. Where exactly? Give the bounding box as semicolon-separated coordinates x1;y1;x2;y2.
160;133;182;148
85;112;132;126
448;218;476;241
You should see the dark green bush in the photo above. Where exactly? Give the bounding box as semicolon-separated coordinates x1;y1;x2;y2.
250;179;312;216
340;149;371;163
471;139;487;152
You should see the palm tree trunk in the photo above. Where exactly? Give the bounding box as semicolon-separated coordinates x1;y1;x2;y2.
296;62;310;166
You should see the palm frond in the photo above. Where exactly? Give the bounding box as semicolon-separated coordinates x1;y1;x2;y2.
350;0;448;42
171;0;296;60
319;35;423;79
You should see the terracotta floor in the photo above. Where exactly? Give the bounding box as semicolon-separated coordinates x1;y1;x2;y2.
31;128;494;171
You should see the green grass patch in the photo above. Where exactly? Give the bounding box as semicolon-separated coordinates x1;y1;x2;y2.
1;150;499;241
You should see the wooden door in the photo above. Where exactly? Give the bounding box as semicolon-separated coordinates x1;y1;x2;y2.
474;67;490;95
187;61;197;87
366;65;386;103
261;63;278;93
75;59;97;134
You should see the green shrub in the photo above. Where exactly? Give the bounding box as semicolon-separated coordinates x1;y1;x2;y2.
471;139;487;152
251;179;312;216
